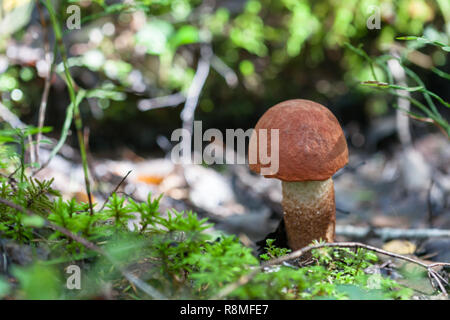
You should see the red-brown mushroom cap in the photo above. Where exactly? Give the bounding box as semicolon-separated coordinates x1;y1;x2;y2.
249;99;348;181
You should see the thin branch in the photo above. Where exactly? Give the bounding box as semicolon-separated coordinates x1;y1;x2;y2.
211;54;238;88
336;225;450;240
137;93;186;111
35;0;54;165
400;111;449;136
181;45;212;135
0;101;25;128
427;179;435;227
99;170;132;212
387;53;412;146
138;47;214;116
429;262;450;268
26;135;36;165
212;242;450;299
33;90;86;176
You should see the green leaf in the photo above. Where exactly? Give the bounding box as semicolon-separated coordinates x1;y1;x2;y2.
22;215;45;228
38;139;53;145
396;36;450;51
135;20;174;55
12;264;61;300
396;36;419;41
170;25;200;48
23;126;53;136
87;89;126;101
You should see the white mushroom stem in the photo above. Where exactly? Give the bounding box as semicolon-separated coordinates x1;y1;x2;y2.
281;178;335;251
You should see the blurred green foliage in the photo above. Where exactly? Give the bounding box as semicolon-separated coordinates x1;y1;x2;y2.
0;0;448;151
346;36;450;136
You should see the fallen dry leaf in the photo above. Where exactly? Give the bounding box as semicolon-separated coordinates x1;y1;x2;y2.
383;240;416;255
136;175;165;185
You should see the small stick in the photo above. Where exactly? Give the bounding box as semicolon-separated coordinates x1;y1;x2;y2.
181;45;212;136
210;54;238;87
138;93;186;111
98;170;132;212
35;0;54;165
212;241;450;299
427;179;435;227
388;53;412;147
336;225;450;240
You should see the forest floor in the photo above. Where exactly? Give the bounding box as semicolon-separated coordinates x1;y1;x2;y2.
22;131;449;300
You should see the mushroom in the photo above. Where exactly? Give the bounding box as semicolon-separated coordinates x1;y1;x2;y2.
249;99;348;251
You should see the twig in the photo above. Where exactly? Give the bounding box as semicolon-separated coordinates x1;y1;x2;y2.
33;90;86;176
0;101;25;129
427;179;435;227
211;54;238;88
212;242;450;299
387;52;412;146
406;113;448;136
35;0;54;165
335;225;450;240
181;45;212;136
137;93;186;111
138;47;214;116
428;270;447;294
26;135;36;166
99;170;132;212
428;262;450;269
333;161;367;178
0;197;167;299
